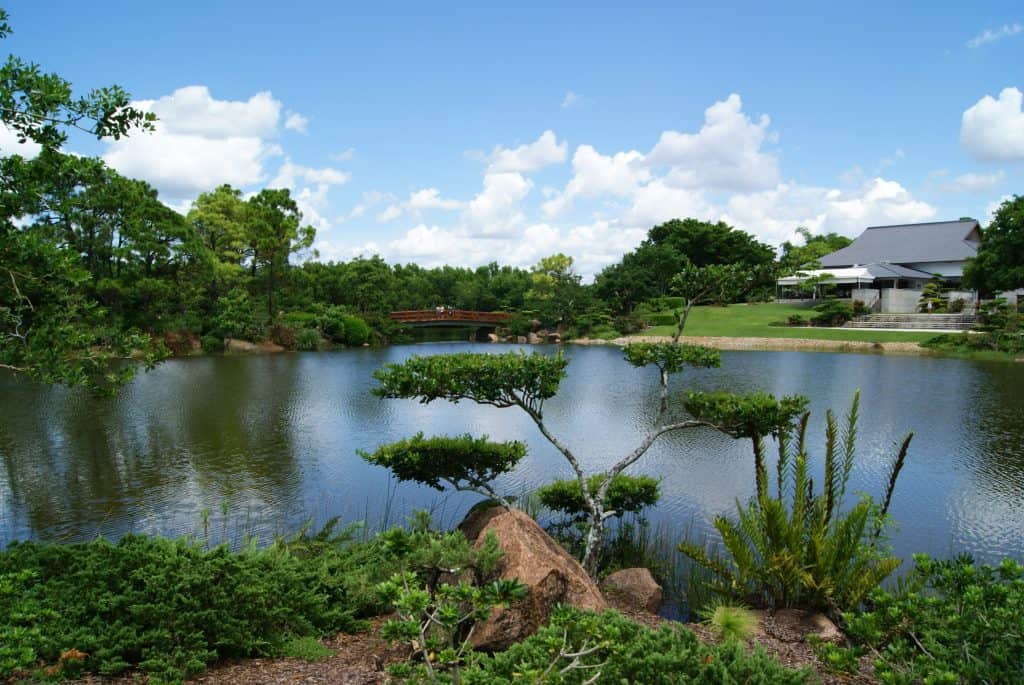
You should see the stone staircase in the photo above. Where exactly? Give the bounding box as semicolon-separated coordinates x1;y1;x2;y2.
844;313;977;331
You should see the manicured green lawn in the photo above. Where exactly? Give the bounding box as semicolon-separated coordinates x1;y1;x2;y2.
637;303;935;343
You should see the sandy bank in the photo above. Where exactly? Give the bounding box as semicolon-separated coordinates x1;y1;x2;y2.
572;335;930;355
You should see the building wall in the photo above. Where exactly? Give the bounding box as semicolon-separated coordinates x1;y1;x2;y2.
851;288;881;311
880;288;922;313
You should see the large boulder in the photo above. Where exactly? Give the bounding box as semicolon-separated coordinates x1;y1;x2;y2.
599;567;663;613
460;505;606;651
753;608;843;645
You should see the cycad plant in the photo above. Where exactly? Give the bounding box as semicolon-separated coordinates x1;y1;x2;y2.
679;392;913;615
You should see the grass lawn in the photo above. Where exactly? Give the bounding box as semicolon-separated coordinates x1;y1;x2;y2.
637;303;935;343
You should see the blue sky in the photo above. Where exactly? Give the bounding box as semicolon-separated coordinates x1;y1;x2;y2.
3;1;1022;278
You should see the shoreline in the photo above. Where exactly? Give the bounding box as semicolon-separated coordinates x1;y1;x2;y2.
572;334;933;356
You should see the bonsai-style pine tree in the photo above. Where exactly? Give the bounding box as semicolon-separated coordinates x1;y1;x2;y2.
362;263;807;576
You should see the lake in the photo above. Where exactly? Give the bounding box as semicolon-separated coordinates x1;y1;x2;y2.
2;343;1023;565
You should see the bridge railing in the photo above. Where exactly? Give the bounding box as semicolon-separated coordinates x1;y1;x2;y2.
389;309;511;324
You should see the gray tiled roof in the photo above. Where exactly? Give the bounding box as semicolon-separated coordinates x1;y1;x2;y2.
861;263;935;280
819;220;980;267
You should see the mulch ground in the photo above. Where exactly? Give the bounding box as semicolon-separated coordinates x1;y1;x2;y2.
58;598;879;685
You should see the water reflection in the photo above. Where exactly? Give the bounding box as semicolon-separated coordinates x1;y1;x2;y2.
1;345;1023;564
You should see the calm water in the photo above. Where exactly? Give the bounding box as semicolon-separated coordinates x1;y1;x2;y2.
1;344;1023;564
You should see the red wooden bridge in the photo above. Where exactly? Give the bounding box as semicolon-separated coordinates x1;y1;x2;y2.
389;309;511;327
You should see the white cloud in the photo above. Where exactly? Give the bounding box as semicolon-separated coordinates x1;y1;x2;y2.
270;159;350;188
967;23;1023;48
284;111;309;134
543;145;648;216
961;87;1024;161
561;91;581;109
105;133;276;199
486;130;567;173
376;204;403;222
407;187;463;211
331;147;356;161
462;171;532;236
266;159;351;231
0;123;42;159
338;190;393;222
135;86;281;138
721;178;937;247
986;195;1012;221
103;86;288;200
644;93;779;191
941;171;1006;194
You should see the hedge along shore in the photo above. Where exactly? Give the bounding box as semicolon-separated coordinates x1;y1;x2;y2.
574;335;930;355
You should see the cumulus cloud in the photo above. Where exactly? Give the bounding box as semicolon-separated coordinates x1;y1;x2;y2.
721;178;937;247
103;86;288;200
644;93;779;191
542;145;648;216
408;187;463;211
486;130;567;173
462;171;532;236
961;87;1024;161
967;23;1023;48
376;204;403;223
284;111;309;134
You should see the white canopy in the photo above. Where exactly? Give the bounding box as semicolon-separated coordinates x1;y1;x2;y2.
777;267;875;286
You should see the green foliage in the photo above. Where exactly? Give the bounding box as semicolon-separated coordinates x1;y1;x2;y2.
698;600;758;641
294;327;321;351
460;607;810;684
963;197;1022;293
372;351;569;414
378;573;526;684
200;334;225;353
623;341;721;374
213;287;257;340
537;473;660;523
778;228;853;274
812;299;855;326
921;299;1024;355
684;391;808;440
360;433;527;504
808;637;861;675
917;276;948;313
342;314;372;345
680;392;912;615
0;533;369;683
787;314;806;327
846;555;1024;685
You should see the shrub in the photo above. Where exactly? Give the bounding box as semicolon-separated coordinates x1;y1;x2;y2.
852;299;869;316
294;328;321;351
462;607;810;684
811;299;855;326
342;315;372;346
613;314;645;334
213;287;257;340
269;323;296;349
679;392;913;615
846;555;1024;684
200;334;225;354
787;314;806;327
0;533;370;682
643;312;679;327
947;297;966;313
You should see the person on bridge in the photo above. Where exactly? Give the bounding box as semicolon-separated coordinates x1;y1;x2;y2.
435;305;444;316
